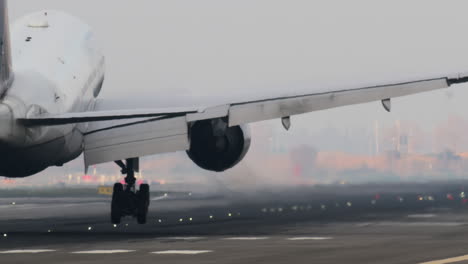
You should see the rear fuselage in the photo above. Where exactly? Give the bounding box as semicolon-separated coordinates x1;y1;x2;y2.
0;11;104;177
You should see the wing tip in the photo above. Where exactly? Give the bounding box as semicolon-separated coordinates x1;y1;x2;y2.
447;72;468;85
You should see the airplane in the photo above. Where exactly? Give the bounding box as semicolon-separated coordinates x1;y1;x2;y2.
1;0;468;224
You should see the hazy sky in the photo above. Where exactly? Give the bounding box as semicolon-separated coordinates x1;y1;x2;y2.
9;1;468;152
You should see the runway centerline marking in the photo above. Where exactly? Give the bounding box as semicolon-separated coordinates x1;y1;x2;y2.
71;250;135;254
419;254;468;264
151;250;213;255
287;237;333;241
0;249;56;254
223;237;269;240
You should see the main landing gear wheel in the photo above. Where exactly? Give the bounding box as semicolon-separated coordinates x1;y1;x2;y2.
111;183;124;224
137;184;150;224
110;158;150;224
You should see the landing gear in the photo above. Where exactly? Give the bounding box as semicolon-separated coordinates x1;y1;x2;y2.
110;158;150;224
137;183;149;224
111;183;124;224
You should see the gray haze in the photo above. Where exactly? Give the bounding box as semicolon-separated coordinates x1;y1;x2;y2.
7;1;468;184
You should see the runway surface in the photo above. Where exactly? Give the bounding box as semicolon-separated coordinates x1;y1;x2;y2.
2;183;468;263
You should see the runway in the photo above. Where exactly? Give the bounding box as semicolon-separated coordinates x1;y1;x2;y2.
2;183;468;264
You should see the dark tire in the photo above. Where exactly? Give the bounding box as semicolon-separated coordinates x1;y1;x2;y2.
136;184;150;224
111;183;124;224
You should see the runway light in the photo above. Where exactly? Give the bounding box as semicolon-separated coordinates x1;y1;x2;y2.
292;205;298;211
371;200;377;205
88;226;92;231
346;202;352;207
113;224;117;228
228;213;232;217
11;202;15;205
278;208;283;212
3;233;7;237
164;193;168;197
179;218;183;222
209;215;213;219
189;217;193;221
47;229;52;233
320;205;326;210
158;219;162;223
261;208;267;213
188;192;192;196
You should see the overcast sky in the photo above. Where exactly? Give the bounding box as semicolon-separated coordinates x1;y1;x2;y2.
8;1;468;153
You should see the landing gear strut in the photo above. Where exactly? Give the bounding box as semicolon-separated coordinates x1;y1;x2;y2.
111;158;150;224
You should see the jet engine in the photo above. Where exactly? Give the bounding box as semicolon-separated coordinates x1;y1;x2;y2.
187;119;251;172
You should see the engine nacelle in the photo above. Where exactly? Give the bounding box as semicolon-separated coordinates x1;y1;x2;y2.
187;119;251;172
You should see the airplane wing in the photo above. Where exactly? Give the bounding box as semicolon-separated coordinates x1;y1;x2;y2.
225;75;468;127
18;73;468;167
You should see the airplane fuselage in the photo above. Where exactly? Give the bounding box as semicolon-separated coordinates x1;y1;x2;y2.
0;11;104;177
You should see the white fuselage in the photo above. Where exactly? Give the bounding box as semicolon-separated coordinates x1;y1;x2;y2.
0;11;104;177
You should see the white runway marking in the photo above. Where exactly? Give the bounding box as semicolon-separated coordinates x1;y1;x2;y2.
0;249;56;254
407;214;437;218
419;254;468;264
164;237;204;240
223;237;269;240
151;195;168;201
375;222;463;227
152;250;213;255
71;250;135;254
287;237;333;241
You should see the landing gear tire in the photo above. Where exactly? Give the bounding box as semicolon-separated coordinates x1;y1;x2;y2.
137;184;150;224
111;183;124;224
111;158;151;224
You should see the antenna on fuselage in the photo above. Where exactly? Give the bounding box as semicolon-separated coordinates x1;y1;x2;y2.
0;0;12;97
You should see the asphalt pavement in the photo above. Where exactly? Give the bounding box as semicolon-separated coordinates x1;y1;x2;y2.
2;182;468;264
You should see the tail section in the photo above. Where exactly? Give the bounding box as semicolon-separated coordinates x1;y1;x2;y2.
0;0;12;97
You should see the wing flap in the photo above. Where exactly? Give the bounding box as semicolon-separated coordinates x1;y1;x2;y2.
84;116;188;166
